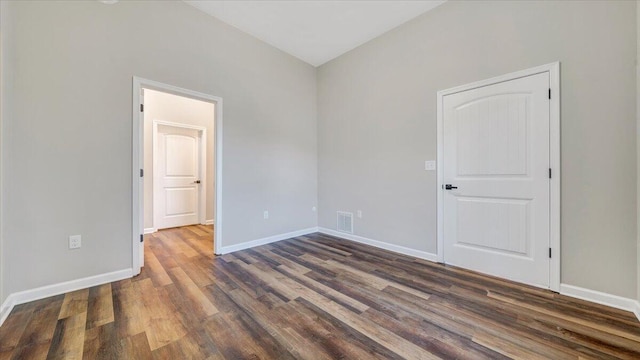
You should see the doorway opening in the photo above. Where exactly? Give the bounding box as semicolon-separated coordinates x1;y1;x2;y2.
147;92;211;232
132;77;223;275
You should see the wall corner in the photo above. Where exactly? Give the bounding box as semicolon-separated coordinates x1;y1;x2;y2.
636;0;640;306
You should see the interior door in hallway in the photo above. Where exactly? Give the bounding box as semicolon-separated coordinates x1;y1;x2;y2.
155;124;202;229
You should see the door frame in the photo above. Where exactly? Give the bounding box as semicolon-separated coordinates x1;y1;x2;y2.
132;77;224;275
436;62;560;291
152;120;207;230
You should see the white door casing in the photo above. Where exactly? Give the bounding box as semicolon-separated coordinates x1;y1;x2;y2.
154;122;206;230
437;63;560;291
132;77;223;276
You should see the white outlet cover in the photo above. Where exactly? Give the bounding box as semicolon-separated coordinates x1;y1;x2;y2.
357;210;362;218
69;235;81;249
425;160;436;171
263;210;269;219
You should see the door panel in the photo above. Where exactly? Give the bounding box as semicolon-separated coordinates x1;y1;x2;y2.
165;188;198;216
166;135;197;176
456;196;530;255
456;94;529;176
443;72;550;288
155;124;201;229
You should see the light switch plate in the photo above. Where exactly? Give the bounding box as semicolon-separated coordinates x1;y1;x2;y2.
425;160;436;171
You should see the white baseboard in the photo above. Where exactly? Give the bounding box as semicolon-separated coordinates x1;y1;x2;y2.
0;295;16;328
203;219;214;226
144;228;157;234
0;268;133;327
218;227;319;254
560;284;640;321
318;227;439;263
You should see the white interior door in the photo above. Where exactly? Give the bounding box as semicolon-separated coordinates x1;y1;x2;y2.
155;124;201;229
442;72;550;288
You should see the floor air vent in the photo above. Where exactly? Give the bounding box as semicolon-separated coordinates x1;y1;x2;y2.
337;211;354;234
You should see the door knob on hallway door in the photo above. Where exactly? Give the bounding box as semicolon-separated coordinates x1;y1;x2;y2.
444;184;457;190
193;180;201;184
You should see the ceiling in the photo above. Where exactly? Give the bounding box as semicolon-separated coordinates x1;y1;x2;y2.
183;1;447;67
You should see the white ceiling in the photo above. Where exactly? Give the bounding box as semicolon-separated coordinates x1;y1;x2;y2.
184;1;446;67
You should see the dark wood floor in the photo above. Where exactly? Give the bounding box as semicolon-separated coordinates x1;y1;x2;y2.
1;225;639;359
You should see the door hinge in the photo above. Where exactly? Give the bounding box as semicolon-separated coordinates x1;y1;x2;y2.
140;234;144;243
140;169;144;177
549;168;552;179
140;104;144;112
549;247;552;258
548;88;551;99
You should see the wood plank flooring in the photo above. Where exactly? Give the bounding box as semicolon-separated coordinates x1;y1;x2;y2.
1;225;639;359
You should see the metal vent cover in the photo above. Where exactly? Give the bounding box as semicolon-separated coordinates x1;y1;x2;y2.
337;211;354;234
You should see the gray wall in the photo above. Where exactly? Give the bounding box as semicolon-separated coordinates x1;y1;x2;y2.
2;0;317;296
0;0;9;306
143;89;215;229
318;0;637;298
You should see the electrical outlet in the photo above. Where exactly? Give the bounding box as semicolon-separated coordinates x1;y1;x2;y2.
263;210;269;220
357;210;362;218
69;235;81;249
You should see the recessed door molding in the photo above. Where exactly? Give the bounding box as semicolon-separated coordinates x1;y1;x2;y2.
436;62;560;291
132;77;224;275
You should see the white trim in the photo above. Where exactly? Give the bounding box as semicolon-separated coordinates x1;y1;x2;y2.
0;269;132;327
144;227;157;234
132;77;143;275
133;77;224;274
436;83;444;264
214;95;223;256
152;120;208;132
152;120;207;229
218;227;319;254
560;284;640;320
436;62;561;292
548;62;561;292
203;219;215;225
318;227;439;263
0;295;15;327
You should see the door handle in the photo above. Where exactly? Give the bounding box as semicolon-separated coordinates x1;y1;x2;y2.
193;180;201;184
444;184;458;190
